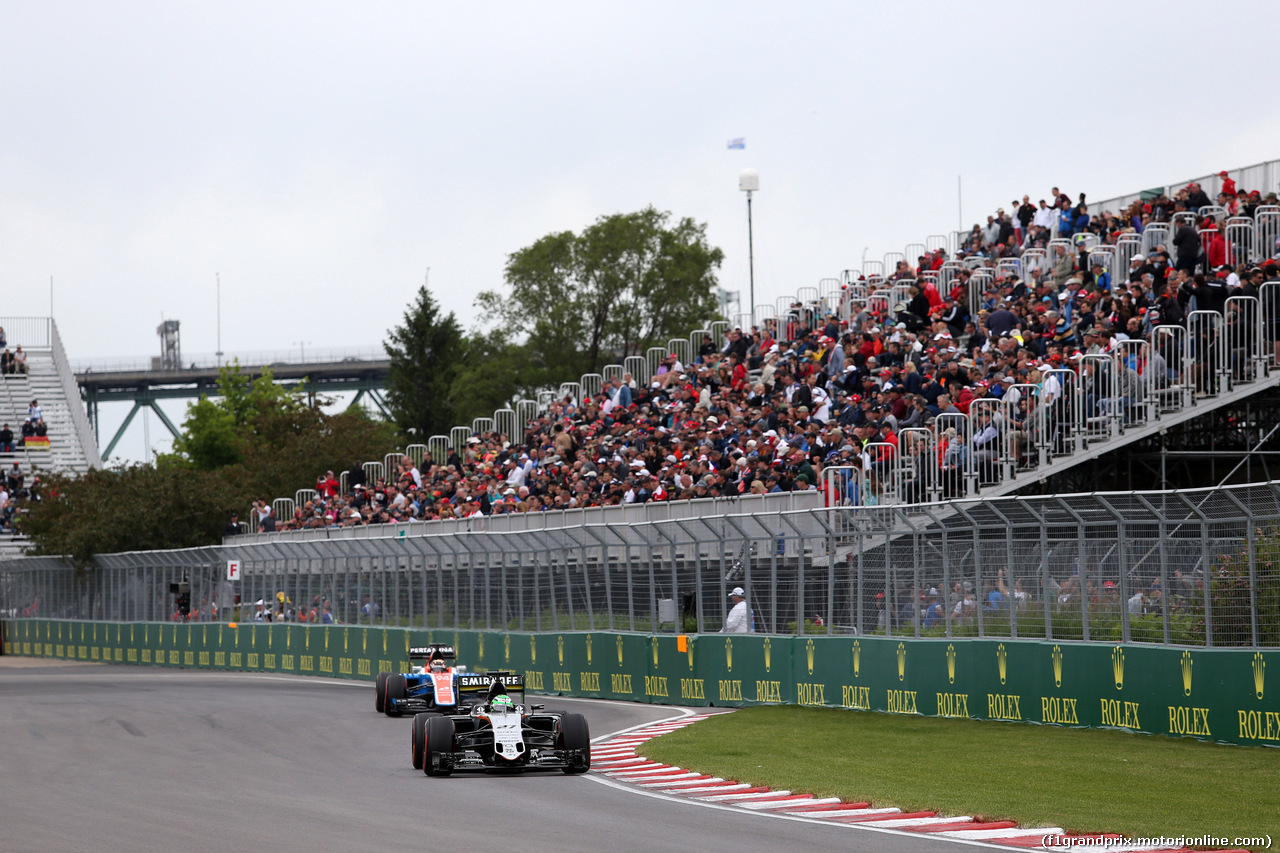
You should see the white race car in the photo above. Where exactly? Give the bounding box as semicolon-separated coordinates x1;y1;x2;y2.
412;675;590;776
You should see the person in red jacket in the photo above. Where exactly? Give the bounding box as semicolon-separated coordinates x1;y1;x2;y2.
1203;221;1226;269
316;470;340;498
1218;171;1236;197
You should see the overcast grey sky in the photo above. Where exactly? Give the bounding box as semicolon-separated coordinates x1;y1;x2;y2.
3;1;1278;463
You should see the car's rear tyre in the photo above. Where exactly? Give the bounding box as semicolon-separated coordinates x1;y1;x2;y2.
558;713;591;774
384;674;407;717
375;672;390;713
425;715;455;777
411;713;429;770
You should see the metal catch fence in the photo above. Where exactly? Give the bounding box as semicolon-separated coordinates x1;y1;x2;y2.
4;480;1279;649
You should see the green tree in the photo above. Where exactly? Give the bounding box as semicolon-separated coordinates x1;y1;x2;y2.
25;359;400;561
384;284;466;439
22;461;241;568
448;329;534;427
227;406;398;503
169;362;305;470
477;207;724;381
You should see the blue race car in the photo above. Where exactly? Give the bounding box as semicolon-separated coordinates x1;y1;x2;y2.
374;645;513;718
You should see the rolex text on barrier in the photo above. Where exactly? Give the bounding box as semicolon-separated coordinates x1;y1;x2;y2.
2;620;1275;746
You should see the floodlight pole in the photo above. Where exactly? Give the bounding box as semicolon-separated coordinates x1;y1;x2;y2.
216;272;223;362
739;169;760;322
746;190;755;314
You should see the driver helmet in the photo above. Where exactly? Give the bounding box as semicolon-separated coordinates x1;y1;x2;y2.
430;657;447;672
491;694;515;712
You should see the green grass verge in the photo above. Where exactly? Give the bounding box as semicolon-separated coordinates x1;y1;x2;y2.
638;706;1280;840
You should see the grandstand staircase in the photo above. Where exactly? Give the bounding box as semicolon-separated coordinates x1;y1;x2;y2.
831;367;1280;567
0;318;102;558
979;370;1280;501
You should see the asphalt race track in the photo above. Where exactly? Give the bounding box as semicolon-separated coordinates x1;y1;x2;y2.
1;660;974;853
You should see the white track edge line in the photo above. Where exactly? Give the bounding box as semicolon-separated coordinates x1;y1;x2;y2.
586;772;1029;850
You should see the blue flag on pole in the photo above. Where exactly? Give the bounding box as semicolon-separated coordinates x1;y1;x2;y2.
727;138;745;150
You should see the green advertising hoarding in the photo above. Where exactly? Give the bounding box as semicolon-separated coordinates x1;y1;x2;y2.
2;619;1275;747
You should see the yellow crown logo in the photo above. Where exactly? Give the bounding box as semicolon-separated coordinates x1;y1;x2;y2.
504;634;511;663
81;623;85;641
1181;651;1193;697
687;636;695;670
1253;652;1266;700
531;635;538;664
997;643;1008;685
585;634;593;666
806;638;815;675
1112;646;1124;690
323;629;328;651
725;638;734;672
897;642;906;681
763;637;772;672
117;624;122;644
852;640;861;678
650;636;659;667
361;628;367;653
946;644;956;684
203;626;208;646
286;626;291;649
93;624;97;642
1051;645;1063;687
616;635;624;666
557;635;564;665
382;632;387;654
478;634;485;661
306;626;312;650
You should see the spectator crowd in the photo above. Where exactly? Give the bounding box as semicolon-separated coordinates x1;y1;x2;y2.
247;175;1280;532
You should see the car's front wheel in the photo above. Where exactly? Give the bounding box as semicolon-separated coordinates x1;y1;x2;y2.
384;674;407;717
424;715;456;777
375;672;390;713
411;713;430;770
558;713;591;774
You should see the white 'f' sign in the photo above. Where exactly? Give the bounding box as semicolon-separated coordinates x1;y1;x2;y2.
227;560;242;581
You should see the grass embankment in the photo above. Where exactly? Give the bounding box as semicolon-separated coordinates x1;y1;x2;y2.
638;707;1280;840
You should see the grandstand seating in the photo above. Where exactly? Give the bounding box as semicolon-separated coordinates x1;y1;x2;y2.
0;318;102;555
234;163;1280;538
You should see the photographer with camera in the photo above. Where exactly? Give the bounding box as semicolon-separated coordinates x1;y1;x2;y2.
253;499;276;532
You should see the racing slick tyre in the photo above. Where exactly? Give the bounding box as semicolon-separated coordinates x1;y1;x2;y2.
424;715;455;777
558;713;591;774
384;674;407;717
375;671;390;714
411;713;429;770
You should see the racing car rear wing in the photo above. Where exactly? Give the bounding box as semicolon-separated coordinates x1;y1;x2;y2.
408;645;456;660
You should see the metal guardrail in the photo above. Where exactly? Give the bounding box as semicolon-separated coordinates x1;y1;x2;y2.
1088;157;1280;222
0;317;53;350
2;479;1277;648
235;490;823;542
71;346;387;374
50;320;102;468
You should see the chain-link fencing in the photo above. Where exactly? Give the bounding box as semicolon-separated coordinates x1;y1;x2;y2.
3;480;1279;648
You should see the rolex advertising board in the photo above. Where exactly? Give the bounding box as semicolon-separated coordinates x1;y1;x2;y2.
2;619;1275;746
